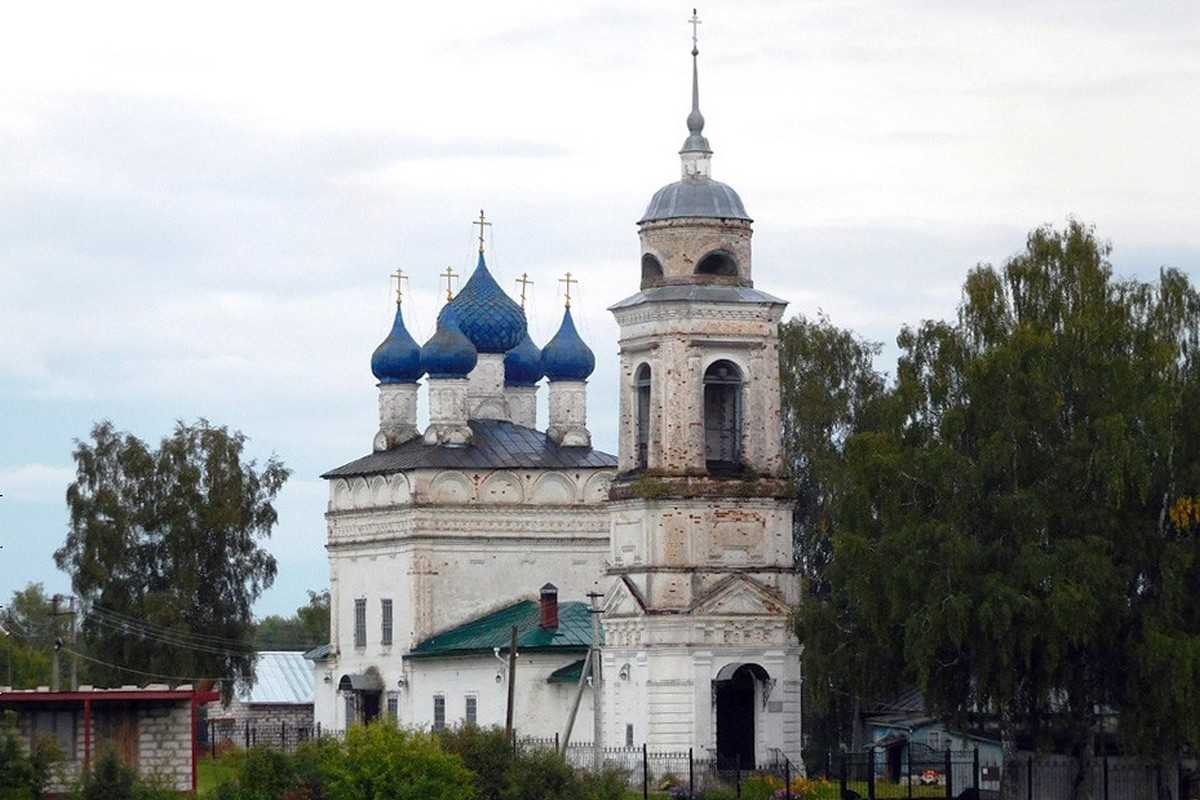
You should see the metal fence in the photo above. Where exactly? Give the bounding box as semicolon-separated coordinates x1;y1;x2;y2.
830;747;1192;800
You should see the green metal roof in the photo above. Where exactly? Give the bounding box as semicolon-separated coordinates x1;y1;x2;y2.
409;601;596;658
547;659;587;684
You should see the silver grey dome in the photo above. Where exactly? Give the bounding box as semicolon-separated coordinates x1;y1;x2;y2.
639;177;751;224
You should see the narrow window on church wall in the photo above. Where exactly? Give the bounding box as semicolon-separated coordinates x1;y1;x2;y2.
344;693;356;728
386;692;399;722
703;360;743;470
465;695;477;726
433;695;446;731
381;599;393;646
635;364;652;469
354;598;367;648
625;723;634;748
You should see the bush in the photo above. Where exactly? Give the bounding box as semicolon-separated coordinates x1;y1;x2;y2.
500;748;579;800
320;724;475;800
576;765;629;800
436;725;512;800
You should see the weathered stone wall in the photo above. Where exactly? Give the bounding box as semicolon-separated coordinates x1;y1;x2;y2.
137;702;193;790
206;700;314;745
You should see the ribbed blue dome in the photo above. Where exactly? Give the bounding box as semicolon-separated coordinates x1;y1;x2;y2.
504;331;543;386
420;306;478;379
371;304;423;384
438;253;527;353
541;308;595;381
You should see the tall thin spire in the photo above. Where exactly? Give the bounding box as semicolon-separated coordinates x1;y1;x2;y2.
680;9;712;178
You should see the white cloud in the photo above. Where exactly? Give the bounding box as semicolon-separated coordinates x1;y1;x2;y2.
0;464;74;504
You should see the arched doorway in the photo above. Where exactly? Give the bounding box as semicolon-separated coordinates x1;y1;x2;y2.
714;663;769;769
338;668;384;726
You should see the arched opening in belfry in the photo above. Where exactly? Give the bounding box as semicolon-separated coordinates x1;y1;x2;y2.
695;249;739;278
635;364;652;469
704;360;743;470
641;253;664;287
714;663;770;770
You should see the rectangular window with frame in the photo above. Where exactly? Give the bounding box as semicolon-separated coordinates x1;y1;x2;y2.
465;695;477;726
386;692;399;722
32;710;76;760
381;599;393;646
354;598;367;648
344;693;357;727
625;723;634;748
433;695;446;731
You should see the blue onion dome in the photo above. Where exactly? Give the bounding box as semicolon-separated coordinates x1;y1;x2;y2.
420;306;478;379
437;252;527;353
370;304;423;383
504;331;543;386
541;308;595;381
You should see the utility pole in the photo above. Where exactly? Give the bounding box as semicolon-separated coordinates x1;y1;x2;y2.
68;597;78;691
50;594;61;692
504;625;517;743
587;589;605;772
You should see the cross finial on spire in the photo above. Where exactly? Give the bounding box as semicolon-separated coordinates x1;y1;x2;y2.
472;209;492;254
559;272;578;309
689;8;701;56
441;266;459;302
515;273;534;309
390;269;408;306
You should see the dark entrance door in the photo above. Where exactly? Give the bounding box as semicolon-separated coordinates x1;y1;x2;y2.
362;691;381;724
715;666;756;769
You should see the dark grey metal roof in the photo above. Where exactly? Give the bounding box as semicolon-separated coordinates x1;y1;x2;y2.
639;177;750;223
609;284;787;311
322;419;617;478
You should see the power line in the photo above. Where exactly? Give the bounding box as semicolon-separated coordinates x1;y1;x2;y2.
62;647;224;684
89;603;253;648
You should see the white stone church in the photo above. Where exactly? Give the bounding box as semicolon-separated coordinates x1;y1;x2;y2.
308;26;803;769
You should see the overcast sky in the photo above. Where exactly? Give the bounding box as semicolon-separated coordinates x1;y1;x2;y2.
2;1;1198;617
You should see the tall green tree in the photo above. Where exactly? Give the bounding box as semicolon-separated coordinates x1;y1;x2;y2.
55;420;289;692
779;314;890;759
799;221;1200;794
0;583;56;688
253;589;330;650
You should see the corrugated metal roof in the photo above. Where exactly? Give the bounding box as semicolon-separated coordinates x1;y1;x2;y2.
322;419;617;479
409;600;597;658
238;652;313;705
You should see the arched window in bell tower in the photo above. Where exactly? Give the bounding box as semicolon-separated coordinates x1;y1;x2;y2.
703;360;742;471
635;364;652;469
641;254;664;288
695;249;739;278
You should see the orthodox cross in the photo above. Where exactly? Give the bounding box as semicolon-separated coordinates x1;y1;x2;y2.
389;269;407;306
559;272;578;309
689;8;701;53
441;266;458;301
515;272;534;308
472;209;492;254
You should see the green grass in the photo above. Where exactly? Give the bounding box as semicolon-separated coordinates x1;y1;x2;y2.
196;752;242;797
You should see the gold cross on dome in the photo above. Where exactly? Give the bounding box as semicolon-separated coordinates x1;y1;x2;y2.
559;272;578;309
389;269;407;306
441;266;459;301
515;273;534;308
472;209;492;254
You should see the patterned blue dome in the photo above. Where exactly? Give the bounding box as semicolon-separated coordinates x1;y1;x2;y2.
371;304;423;384
541;308;595;381
420;306;478;379
438;253;527;353
504;331;543;386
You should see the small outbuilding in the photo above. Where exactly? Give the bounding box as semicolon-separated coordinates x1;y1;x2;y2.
0;683;218;794
206;651;314;746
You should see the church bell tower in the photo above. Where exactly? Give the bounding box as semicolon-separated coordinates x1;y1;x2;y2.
601;12;802;769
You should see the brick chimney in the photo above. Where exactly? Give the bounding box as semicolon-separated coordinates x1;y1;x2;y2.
539;583;559;630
